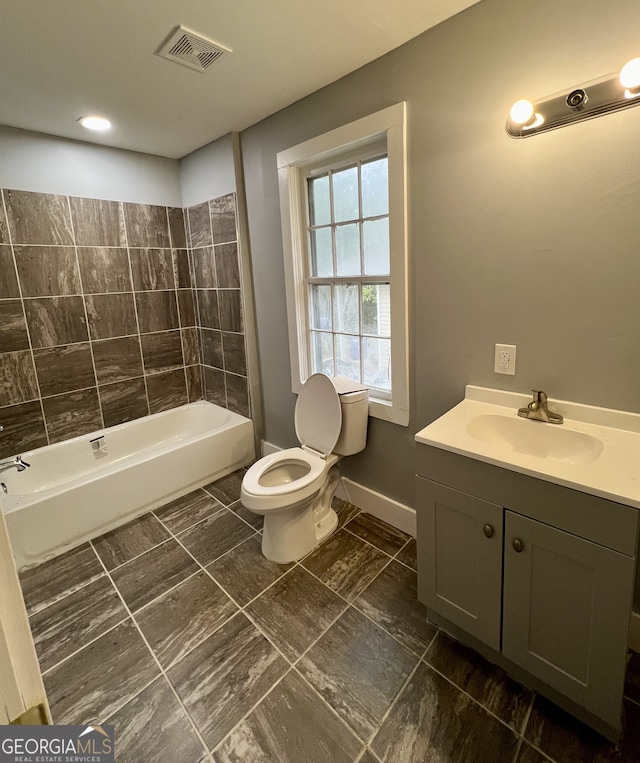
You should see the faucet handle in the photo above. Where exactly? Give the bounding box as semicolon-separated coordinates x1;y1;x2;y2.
532;389;547;404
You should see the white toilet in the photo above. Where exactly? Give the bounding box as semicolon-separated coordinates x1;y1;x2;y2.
241;374;369;563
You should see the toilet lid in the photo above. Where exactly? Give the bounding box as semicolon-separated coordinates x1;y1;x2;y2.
295;373;342;456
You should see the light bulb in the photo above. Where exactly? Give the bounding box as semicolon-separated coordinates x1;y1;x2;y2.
78;116;112;131
620;58;640;91
509;99;535;126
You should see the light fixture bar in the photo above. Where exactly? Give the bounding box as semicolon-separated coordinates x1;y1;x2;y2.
506;59;640;139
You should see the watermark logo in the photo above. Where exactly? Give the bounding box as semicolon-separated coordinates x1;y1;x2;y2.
0;725;114;763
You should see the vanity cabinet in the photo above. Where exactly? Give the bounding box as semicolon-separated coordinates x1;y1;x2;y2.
416;445;638;741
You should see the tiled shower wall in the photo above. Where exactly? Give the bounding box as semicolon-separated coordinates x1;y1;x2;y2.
0;188;249;459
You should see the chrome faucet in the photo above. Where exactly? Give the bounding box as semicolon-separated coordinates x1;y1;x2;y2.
518;390;563;424
0;456;31;474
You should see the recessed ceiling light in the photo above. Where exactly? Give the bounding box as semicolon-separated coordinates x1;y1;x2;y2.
78;116;112;131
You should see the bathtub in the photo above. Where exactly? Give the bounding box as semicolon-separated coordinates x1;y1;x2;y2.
1;401;255;570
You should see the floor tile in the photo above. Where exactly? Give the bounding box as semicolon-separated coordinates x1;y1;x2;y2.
524;694;640;763
135;570;238;668
207;535;292;606
298;607;418;740
301;529;390;602
246;566;348;661
371;661;518;763
154;489;225;534
168;612;288;750
333;496;361;529
228;499;262;531
345;513;410;556
425;630;534;732
92;513;170;571
202;468;245;505
516;742;555;763
44;619;160;724
105;677;206;763
111;539;200;612
624;650;640;704
357;749;383;763
177;509;254;566
30;576;127;673
354;559;436;656
395;539;417;571
213;670;362;763
19;543;103;616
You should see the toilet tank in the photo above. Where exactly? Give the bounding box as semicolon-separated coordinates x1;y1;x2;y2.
331;377;369;456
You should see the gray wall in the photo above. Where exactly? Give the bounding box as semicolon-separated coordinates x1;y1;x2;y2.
0;125;181;206
241;0;640;516
179;134;237;208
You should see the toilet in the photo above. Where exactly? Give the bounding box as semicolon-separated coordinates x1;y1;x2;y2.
241;373;369;563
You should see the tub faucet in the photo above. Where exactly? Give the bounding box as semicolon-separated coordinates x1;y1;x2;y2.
0;456;30;474
517;390;563;424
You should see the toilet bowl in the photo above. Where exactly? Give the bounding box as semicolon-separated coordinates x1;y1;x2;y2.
241;374;369;563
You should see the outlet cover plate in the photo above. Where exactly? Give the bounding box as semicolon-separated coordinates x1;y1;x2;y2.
494;344;516;375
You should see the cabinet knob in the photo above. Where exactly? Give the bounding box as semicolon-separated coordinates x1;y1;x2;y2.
483;524;494;538
513;538;524;553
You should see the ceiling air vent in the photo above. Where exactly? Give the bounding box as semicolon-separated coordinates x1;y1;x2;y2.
155;26;231;73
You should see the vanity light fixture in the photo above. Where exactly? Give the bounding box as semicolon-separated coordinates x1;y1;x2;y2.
78;116;112;131
506;56;640;138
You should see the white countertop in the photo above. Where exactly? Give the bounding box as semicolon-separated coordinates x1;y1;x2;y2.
415;386;640;509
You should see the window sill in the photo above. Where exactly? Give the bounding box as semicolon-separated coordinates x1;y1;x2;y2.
369;398;409;427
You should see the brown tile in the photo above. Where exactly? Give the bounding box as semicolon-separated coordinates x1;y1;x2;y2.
333;496;361;529
203;468;245;505
371;662;518;763
136;290;179;333
177;509;254;566
516;743;554;763
201;328;223;368
178;289;196;326
99;378;148;427
123;203;170;248
154;489;224;534
218;289;243;332
0;300;29;351
173;249;193;288
111;539;200;612
426;631;534;732
210;194;237;244
168;208;187;249
221;331;246;375
245;566;348;661
92;513;171;571
0;245;19;298
0;350;38;406
130;248;175;290
93;336;143;384
69;197;126;247
204;365;225;406
187;202;212;248
85;292;137;340
181;327;199;366
214;242;240;288
225;372;249;417
43;388;102;443
77;247;132;293
25;296;89;348
186;365;202;402
346;513;410;555
396;538;417;570
196;289;219;329
146;368;187;413
14;245;80;296
302;528;390;602
0;400;47;458
0;196;9;243
228;499;262;531
192;246;216;288
141;330;183;374
33;342;95;397
4;189;73;246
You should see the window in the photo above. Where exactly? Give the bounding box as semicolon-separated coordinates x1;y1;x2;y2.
278;103;408;426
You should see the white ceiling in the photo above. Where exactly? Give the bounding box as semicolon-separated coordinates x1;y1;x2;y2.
0;0;481;159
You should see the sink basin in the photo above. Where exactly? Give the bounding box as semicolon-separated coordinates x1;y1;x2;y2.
466;414;604;464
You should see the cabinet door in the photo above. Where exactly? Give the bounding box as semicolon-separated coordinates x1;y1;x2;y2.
416;478;503;650
503;511;634;728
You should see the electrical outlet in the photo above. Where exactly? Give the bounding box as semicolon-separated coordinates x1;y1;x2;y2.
494;344;516;375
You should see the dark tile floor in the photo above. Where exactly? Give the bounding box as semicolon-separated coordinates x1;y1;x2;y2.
18;470;640;763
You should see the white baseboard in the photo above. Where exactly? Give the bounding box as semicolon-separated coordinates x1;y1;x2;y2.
337;477;415;537
261;440;282;456
630;612;640;653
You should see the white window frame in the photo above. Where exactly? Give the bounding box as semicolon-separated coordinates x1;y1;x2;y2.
278;102;409;426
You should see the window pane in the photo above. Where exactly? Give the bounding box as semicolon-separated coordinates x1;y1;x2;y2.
361;157;389;218
334;283;359;334
310;284;332;330
332;166;359;223
308;175;331;226
362;283;391;336
335;224;360;276
335;334;361;382
363;218;390;275
363;337;391;390
311;331;334;376
310;227;333;277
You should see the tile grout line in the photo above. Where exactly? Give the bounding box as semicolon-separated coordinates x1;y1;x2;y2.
166;205;192;403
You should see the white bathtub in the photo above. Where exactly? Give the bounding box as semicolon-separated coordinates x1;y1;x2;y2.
1;401;255;570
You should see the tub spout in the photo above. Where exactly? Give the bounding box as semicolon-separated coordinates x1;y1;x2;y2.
0;456;30;474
